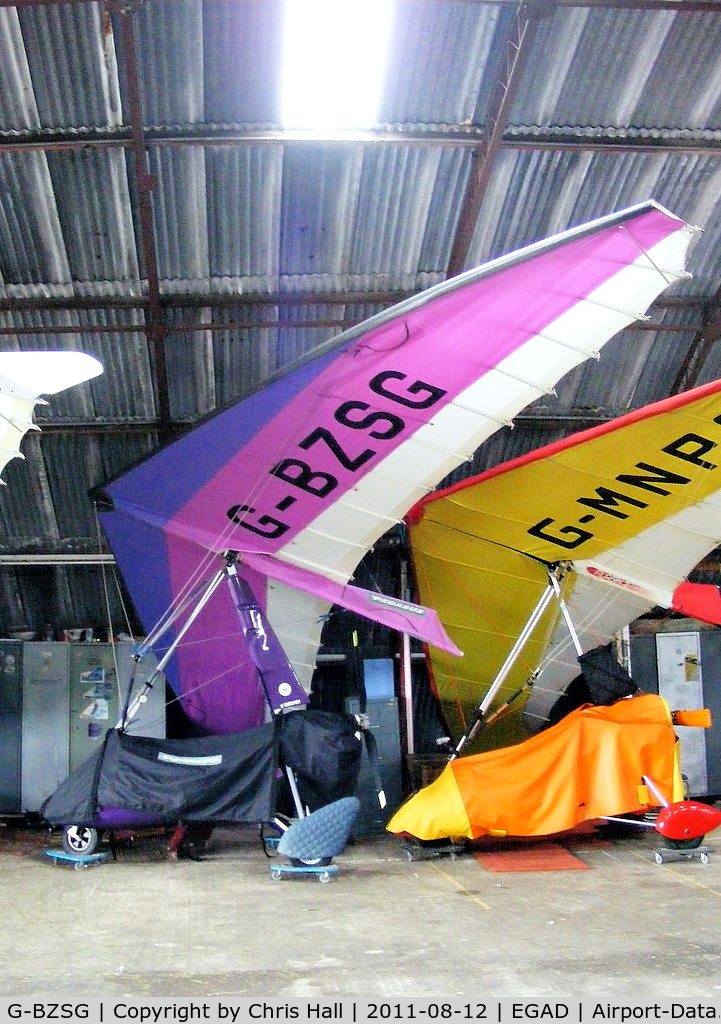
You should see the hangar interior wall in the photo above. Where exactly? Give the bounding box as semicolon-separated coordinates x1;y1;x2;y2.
0;640;166;814
629;624;721;799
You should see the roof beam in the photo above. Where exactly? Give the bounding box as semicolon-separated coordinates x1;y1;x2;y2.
118;6;172;440
3;0;720;10
0;554;116;565
447;2;543;276
0;314;699;338
0;290;705;316
3;125;721;155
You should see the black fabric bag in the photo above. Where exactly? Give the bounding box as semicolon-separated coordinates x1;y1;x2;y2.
545;642;640;727
278;710;363;811
578;643;639;705
41;722;279;826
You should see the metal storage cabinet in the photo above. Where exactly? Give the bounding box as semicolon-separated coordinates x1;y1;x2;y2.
0;641;23;812
629;626;721;798
67;644;167;772
0;641;168;815
348;658;403;835
69;644;123;772
21;643;70;813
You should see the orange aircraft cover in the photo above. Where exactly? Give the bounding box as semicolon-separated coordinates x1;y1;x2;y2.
386;693;684;841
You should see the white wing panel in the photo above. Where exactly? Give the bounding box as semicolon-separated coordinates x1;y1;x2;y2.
265;579;330;690
525;487;721;730
279;228;695;585
0;352;103;480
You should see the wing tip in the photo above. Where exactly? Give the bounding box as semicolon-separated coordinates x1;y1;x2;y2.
672;581;721;626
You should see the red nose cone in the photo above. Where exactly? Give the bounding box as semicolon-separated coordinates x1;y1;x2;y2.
656;801;721;842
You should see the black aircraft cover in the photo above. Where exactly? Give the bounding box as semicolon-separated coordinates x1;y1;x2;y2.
42;723;279;827
277;710;363;811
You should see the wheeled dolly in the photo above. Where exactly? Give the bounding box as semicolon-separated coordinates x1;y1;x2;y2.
270;862;338;883
401;839;468;862
261;834;280;855
653;846;711;865
44;849;111;870
268;796;359;882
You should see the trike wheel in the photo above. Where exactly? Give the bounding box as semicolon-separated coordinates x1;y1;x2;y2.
663;834;704;850
62;825;99;856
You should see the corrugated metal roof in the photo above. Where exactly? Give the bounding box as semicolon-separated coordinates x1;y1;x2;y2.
381;0;508;127
515;6;721;133
0;0;719;640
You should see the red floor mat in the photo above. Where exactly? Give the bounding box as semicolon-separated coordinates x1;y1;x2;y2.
474;841;589;872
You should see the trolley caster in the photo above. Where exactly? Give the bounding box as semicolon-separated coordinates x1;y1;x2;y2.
653;845;711;865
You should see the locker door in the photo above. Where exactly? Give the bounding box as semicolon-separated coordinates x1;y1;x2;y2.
22;644;70;812
0;641;23;812
68;644;121;771
656;631;708;796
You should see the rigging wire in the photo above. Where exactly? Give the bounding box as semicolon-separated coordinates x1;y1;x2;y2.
94;503;126;711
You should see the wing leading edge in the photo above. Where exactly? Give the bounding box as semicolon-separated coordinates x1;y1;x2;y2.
98;202;696;734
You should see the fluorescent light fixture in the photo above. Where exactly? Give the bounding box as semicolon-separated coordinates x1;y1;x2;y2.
0;351;103;397
281;0;393;130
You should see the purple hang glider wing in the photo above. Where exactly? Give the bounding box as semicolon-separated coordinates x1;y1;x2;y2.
98;201;696;735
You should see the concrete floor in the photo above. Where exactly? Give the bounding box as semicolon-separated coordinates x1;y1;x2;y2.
1;823;721;999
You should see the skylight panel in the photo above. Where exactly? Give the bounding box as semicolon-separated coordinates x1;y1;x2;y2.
281;0;393;131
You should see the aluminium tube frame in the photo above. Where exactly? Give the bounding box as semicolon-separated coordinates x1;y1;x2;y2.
450;563;581;759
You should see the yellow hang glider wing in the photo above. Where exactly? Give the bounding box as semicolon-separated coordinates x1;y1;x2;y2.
408;377;721;753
